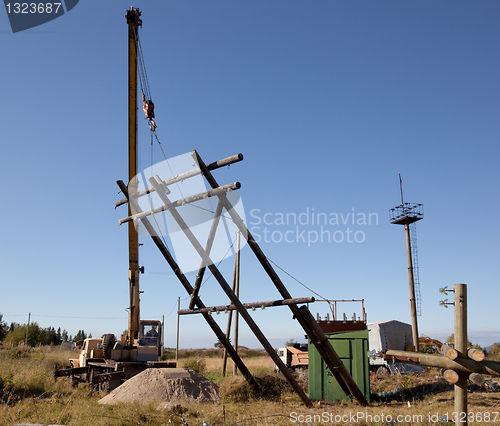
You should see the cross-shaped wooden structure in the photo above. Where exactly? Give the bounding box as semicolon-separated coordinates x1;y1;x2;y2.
116;150;369;408
383;284;500;425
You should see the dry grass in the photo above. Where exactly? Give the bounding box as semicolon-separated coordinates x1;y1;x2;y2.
1;345;500;425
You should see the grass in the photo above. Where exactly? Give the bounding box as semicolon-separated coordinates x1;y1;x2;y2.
1;344;500;425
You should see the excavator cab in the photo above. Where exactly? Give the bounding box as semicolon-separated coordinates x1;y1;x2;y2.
136;319;162;361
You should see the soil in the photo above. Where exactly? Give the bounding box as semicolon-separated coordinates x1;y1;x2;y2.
98;368;219;405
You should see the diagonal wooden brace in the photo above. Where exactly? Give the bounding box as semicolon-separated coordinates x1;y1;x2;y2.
119;182;239;225
116;180;259;392
148;175;314;408
189;197;226;310
190;149;369;407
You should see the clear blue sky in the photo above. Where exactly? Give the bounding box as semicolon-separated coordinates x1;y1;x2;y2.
1;1;499;349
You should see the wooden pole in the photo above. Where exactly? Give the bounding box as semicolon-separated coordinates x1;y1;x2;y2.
190;150;369;407
221;307;233;377
468;348;485;362
148;175;313;408
189;199;226;310
115;153;244;208
454;283;467;425
222;249;237;377
469;373;485;386
233;231;241;376
405;223;419;352
385;349;500;376
443;369;460;384
162;314;165;357
119;182;240;225
442;344;459;360
179;297;316;315
25;312;31;345
176;297;180;363
116;180;259;392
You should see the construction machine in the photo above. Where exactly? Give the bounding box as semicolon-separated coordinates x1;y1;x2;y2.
276;344;309;371
55;8;175;391
57;321;173;392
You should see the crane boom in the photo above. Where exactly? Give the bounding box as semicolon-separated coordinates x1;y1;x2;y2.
126;7;142;347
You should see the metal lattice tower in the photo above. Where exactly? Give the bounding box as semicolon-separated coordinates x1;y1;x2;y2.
410;222;422;316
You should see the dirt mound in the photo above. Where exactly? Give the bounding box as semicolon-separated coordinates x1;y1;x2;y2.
98;368;219;405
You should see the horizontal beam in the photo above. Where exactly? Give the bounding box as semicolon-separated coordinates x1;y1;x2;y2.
118;182;240;225
385;349;500;376
115;153;244;208
178;297;315;316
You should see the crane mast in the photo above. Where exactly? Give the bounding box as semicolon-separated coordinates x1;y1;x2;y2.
126;7;142;347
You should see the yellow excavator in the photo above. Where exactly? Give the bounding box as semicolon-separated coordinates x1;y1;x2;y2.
419;336;443;352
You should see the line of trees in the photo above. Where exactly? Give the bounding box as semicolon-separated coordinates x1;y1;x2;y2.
0;313;91;347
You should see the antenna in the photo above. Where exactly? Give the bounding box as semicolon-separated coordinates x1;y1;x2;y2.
399;172;404;205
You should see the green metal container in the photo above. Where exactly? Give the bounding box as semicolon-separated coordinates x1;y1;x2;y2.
308;329;370;402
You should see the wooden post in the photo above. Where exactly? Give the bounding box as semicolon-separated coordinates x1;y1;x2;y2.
443;369;460;384
221;306;233;377
468;348;485;362
162;314;165;356
385;349;500;376
222;247;237;377
189;199;226;310
176;297;180;362
442;344;459;360
469;373;485;386
148;175;313;408
25;312;31;345
233;231;241;376
454;283;467;425
179;297;315;315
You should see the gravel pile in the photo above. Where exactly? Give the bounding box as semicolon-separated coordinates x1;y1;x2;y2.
98;368;219;405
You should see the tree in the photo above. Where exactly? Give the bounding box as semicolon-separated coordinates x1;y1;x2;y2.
73;330;87;347
5;322;48;346
0;314;7;341
489;343;500;361
214;338;230;349
446;333;475;349
62;329;68;342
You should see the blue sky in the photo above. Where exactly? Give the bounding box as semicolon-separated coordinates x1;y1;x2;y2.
1;1;499;350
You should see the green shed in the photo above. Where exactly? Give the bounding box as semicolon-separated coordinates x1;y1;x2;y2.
308;329;370;402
